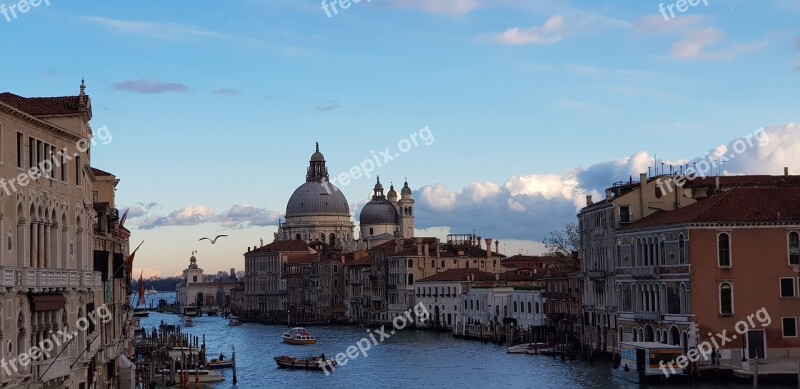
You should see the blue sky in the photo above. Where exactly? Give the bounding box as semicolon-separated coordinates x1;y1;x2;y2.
3;0;798;276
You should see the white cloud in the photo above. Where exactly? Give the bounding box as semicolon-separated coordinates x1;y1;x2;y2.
490;15;565;46
633;15;706;35
138;205;216;229
386;0;481;16
670;28;768;61
413;124;799;241
79;16;221;40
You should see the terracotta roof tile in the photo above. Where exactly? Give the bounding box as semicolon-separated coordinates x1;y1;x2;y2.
417;268;497;283
623;187;800;230
245;240;311;256
0;92;89;116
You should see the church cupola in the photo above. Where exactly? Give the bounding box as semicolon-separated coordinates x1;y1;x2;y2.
307;142;329;182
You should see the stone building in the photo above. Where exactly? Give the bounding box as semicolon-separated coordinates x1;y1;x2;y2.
616;186;800;368
0;84;133;388
277;144;355;246
176;253;240;315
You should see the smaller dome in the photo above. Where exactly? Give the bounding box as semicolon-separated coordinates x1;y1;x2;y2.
311;142;325;162
401;181;412;195
387;184;397;199
360;199;399;225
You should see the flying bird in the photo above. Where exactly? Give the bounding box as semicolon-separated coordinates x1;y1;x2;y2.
199;235;229;244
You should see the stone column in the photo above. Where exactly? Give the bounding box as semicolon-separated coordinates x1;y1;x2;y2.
38;222;45;269
44;222;51;269
30;220;38;268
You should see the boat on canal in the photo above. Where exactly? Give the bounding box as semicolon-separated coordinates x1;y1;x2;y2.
612;342;688;384
159;369;224;383
507;342;550;354
282;327;317;345
274;355;336;371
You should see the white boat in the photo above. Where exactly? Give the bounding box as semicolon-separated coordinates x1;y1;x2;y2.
282;328;316;345
159;369;224;383
612;342;687;384
507;342;549;354
145;287;158;295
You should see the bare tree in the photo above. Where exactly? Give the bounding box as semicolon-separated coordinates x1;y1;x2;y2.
543;222;580;258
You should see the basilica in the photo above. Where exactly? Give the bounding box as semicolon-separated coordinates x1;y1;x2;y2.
276;143;414;249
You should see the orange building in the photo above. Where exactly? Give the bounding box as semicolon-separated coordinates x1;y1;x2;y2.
617;187;800;367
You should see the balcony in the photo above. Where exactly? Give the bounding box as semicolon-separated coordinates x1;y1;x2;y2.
631;267;659;279
587;270;608;281
0;267;103;291
32;357;71;382
634;311;661;322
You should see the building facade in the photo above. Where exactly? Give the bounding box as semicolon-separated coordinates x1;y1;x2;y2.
618;186;800;367
0;85;133;388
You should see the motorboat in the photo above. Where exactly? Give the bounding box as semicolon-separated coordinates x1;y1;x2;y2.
274;356;336;371
207;360;233;369
282;327;316;345
145;287;158;295
612;342;688;384
160;369;224;383
228;319;243;327
507;342;549;354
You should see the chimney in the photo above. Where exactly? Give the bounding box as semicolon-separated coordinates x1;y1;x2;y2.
715;176;720;192
435;238;441;257
586;195;593;206
605;189;612;199
495;241;499;255
477;237;482;249
785;167;789;177
485;239;493;258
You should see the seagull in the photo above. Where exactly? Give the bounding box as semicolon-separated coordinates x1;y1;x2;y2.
199;235;229;244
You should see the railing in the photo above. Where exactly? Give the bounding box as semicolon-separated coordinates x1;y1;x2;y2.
388;304;407;311
631;267;659;278
634;311;661;322
32;357;71;382
587;270;607;280
0;267;103;289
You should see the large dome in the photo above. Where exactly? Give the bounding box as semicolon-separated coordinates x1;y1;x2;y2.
286;181;351;217
360;198;399;225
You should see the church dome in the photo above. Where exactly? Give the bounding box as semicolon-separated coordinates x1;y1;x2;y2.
285;143;352;218
360;177;399;225
286;181;351;217
360;198;399;225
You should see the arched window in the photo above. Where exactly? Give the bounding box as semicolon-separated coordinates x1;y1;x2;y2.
789;232;799;265
407;274;414;285
513;301;518;313
719;282;733;315
678;234;686;264
528;302;532;313
718;233;731;267
441;260;445;268
408;259;413;268
659;239;666;265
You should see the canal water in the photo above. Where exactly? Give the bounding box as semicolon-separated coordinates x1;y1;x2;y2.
135;294;790;389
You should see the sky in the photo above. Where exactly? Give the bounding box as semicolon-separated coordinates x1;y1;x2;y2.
2;0;798;277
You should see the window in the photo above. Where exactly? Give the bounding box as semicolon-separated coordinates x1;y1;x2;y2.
28;136;34;168
528;302;532;313
679;234;686;264
620;206;631;223
75;156;82;185
408;259;413;268
60;148;67;182
513;301;517;313
717;233;730;267
780;278;796;298
719;283;733;315
789;232;799;265
16;132;23;168
431;260;435;268
782;317;797;337
369;228;374;236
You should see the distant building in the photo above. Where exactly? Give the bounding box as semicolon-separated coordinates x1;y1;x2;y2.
176;253;240;315
277;144;355;246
